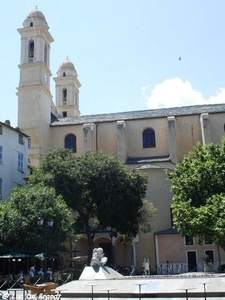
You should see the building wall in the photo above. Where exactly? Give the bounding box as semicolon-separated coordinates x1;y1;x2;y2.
209;113;225;143
30;110;225;273
97;122;118;154
175;115;203;161
133;167;173;271
18;86;52;167
50;125;84;153
175;113;225;162
126;118;169;157
155;233;225;274
0;122;30;200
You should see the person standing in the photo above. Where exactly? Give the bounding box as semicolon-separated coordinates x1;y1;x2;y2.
29;265;35;277
46;268;53;281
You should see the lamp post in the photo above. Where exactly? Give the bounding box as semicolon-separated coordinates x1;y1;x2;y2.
37;217;54;278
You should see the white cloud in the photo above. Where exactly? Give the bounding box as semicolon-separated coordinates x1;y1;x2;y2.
208;88;225;104
143;78;225;109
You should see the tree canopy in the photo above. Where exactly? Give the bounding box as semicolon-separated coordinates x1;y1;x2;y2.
0;183;74;252
168;138;225;250
29;149;153;262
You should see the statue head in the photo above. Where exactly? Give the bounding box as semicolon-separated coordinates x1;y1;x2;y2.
97;247;104;258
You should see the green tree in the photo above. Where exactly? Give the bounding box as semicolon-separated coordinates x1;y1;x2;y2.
138;199;156;233
29;149;154;263
168;139;225;254
0;183;74;252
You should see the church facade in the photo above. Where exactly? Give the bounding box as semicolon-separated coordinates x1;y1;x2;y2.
17;7;225;274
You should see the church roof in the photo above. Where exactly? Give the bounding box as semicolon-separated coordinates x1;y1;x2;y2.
56;58;78;77
126;155;170;164
154;227;180;235
51;103;225;126
27;7;46;20
58;58;76;71
23;7;49;29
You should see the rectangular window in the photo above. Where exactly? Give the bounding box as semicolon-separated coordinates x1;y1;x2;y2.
18;153;24;172
0;125;2;135
18;134;24;145
0;178;2;198
0;146;2;163
205;250;214;263
28;138;31;148
185;235;194;245
62;111;67;117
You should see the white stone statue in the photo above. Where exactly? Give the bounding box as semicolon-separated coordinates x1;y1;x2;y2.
90;247;108;267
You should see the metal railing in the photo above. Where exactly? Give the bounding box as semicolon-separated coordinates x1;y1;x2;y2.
156;262;223;275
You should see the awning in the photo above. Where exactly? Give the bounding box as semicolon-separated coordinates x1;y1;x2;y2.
0;252;33;258
73;255;88;262
34;253;60;260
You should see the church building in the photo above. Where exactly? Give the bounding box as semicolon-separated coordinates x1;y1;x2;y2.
17;7;225;274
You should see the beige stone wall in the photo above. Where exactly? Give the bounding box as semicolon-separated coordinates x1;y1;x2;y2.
175;115;202;162
126;118;169;157
174;112;225;162
134;167;173;272
50;125;84;153
23;107;225;272
18;87;52;167
156;234;225;266
209;112;225;143
97;122;118;155
30;110;225;272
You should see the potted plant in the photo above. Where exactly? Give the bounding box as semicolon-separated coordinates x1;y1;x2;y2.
203;255;213;272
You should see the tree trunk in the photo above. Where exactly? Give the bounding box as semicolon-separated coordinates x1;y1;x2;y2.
85;222;94;266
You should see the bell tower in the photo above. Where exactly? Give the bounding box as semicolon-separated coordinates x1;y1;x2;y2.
54;58;81;118
17;7;54;166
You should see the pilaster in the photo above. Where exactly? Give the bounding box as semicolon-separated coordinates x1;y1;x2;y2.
117;120;127;163
200;113;211;145
83;123;95;151
167;116;178;164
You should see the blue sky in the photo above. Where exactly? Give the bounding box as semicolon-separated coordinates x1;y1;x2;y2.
1;0;225;127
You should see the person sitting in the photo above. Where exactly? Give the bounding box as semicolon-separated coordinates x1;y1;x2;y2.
37;268;44;282
18;270;24;283
38;268;44;277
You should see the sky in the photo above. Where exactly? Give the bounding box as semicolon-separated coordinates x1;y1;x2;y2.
1;0;225;127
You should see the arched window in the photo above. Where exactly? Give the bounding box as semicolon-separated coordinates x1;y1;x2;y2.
65;134;76;152
63;72;66;77
143;128;156;148
30;22;33;27
63;88;67;105
44;44;47;64
29;40;34;58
